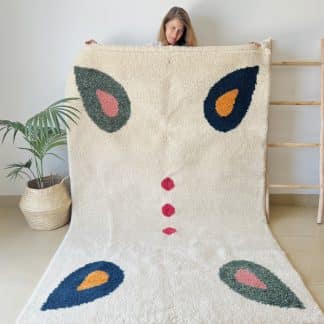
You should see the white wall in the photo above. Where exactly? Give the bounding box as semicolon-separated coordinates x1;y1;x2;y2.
0;0;323;195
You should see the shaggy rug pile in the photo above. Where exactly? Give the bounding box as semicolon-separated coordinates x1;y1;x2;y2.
17;41;324;323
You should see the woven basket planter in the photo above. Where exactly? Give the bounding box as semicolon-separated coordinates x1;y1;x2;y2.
19;175;71;230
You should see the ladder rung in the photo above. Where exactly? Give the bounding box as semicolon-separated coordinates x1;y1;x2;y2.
270;101;321;106
269;184;320;189
268;143;320;148
271;61;321;66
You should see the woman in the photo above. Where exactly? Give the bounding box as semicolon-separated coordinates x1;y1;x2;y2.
85;7;259;48
157;6;197;46
85;7;197;47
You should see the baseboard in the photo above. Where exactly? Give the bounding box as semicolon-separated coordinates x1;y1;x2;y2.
0;194;320;208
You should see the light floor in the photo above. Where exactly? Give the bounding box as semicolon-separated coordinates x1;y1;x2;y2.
0;204;323;323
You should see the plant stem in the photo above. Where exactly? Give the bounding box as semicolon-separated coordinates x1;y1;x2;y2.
34;157;42;188
40;158;44;188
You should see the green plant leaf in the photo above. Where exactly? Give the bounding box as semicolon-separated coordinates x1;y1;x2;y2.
51;111;62;133
0;120;26;143
47;97;79;108
25;98;80;139
57;113;69;129
13;129;19;143
48;103;79;119
5;160;34;181
59;113;79;126
1;128;10;143
42;112;48;138
1;98;79;184
55;105;80;115
46;109;54;129
18;147;42;159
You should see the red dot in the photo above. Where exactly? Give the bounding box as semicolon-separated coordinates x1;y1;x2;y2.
161;177;175;191
161;204;175;217
162;227;177;235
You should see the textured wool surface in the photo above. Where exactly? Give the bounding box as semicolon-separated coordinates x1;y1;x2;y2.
16;42;324;324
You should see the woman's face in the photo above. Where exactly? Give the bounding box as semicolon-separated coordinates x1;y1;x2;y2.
165;18;185;45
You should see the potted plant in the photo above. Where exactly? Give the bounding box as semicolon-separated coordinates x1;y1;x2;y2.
0;97;80;230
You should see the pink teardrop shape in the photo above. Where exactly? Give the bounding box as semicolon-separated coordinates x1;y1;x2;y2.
162;227;177;235
234;268;267;290
96;89;119;117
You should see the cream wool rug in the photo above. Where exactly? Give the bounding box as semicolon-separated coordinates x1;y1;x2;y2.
17;41;324;324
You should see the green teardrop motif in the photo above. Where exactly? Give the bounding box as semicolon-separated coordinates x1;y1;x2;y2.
74;66;131;133
219;260;305;309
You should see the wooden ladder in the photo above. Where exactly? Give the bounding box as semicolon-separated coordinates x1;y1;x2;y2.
265;39;324;224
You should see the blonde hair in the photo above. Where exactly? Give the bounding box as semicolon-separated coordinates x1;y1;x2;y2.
158;7;197;46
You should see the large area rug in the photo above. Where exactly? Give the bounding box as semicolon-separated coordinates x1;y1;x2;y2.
17;41;324;323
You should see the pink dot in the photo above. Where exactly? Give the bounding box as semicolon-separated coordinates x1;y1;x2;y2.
161;177;175;191
162;227;177;235
96;89;119;117
161;203;175;217
234;268;267;290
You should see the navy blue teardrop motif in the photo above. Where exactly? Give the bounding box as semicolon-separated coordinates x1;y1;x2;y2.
41;261;124;310
204;66;259;132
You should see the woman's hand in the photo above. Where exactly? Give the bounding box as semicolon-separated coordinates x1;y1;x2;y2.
85;39;97;45
249;41;261;47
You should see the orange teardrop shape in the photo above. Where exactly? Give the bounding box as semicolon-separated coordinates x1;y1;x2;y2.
77;270;110;291
215;89;239;117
